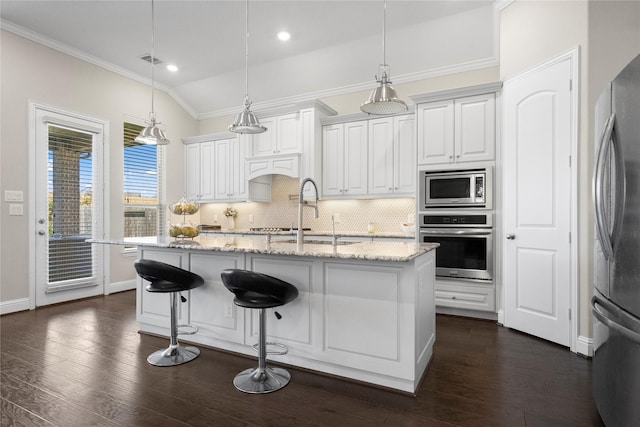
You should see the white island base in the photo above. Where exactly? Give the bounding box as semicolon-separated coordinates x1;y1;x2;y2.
135;246;436;394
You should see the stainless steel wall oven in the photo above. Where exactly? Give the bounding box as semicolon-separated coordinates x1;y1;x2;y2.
419;213;493;281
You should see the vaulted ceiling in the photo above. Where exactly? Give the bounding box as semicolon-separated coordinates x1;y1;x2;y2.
1;1;499;118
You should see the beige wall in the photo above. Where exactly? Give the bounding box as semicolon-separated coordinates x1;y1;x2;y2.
0;30;198;302
500;0;640;338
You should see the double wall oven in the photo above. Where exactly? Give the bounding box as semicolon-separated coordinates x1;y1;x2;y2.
418;168;494;282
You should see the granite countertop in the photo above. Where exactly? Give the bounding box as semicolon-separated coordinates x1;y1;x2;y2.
89;235;436;263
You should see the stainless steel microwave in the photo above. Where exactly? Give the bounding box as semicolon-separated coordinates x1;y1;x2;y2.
419;168;492;209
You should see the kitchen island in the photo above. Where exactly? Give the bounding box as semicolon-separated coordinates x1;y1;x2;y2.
91;235;437;393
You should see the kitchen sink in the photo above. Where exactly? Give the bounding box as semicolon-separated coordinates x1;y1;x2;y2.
271;239;357;246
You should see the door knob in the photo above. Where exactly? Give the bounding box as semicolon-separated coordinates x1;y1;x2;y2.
506;234;516;240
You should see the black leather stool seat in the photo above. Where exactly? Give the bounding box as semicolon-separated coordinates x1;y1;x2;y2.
220;268;299;394
134;259;204;367
135;259;204;293
221;269;298;309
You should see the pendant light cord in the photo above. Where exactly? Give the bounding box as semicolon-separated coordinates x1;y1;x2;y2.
150;0;156;118
382;0;386;67
244;0;249;101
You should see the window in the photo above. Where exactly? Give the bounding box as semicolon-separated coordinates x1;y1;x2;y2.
123;122;165;241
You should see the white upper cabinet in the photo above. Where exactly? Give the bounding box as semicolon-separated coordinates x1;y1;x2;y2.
185;140;215;201
250;113;300;156
368;115;416;196
184;134;270;203
213;137;248;201
322;121;368;197
417;92;495;165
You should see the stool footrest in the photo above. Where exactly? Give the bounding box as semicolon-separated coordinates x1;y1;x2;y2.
252;342;288;355
178;324;199;335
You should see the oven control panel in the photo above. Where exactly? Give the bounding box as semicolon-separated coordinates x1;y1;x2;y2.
420;213;492;228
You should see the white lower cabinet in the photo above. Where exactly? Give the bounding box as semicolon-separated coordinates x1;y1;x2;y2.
189;252;246;346
435;279;495;312
135;249;189;329
136;248;436;393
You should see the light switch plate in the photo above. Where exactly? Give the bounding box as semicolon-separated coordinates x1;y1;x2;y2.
9;203;23;216
5;190;24;202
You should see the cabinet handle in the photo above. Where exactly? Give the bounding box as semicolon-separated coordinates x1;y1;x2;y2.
389;187;393;191
506;234;516;240
449;155;453;159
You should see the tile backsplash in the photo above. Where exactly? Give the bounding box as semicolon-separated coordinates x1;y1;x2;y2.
197;175;416;233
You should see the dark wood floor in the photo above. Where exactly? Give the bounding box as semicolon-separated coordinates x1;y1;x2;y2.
1;291;603;427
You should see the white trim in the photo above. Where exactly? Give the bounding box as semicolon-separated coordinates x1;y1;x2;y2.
410;82;503;104
0;298;31;315
576;335;593;358
105;280;136;295
199;57;499;120
2;18;498;121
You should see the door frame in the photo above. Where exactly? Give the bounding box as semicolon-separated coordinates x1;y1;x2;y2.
28;101;110;309
500;48;580;352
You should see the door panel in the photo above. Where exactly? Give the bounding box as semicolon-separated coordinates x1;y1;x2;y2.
503;55;573;346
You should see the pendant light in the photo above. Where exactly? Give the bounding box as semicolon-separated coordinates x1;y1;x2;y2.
229;0;267;134
360;0;408;115
136;0;170;145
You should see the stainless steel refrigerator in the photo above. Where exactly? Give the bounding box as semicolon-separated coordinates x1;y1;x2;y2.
593;52;640;427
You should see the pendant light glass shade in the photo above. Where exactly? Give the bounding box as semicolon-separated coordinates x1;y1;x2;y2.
360;0;407;116
229;0;267;134
136;0;170;145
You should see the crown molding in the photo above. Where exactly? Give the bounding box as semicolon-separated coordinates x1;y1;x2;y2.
1;19;200;120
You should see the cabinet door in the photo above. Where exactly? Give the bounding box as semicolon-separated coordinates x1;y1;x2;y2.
233;136;248;199
417;100;454;165
454;93;495;163
199;141;215;200
343;121;368;196
137;249;188;328
184;143;201;200
213;139;232;199
393;115;416;194
277;113;300;154
251;116;276;156
321;124;344;197
368;118;394;195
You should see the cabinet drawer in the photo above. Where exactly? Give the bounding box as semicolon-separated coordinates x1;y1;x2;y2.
435;281;495;312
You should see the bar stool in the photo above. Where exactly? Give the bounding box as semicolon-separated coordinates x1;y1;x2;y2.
220;269;299;394
134;259;204;367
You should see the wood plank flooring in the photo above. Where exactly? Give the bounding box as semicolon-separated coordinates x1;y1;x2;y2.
1;291;603;426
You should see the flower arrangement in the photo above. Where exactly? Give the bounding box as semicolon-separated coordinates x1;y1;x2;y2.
223;207;238;218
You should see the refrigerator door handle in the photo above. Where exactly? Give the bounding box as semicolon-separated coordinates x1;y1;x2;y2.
593;113;616;260
592;295;640;345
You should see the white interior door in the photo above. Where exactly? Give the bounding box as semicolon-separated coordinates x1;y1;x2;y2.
503;53;575;347
32;105;105;307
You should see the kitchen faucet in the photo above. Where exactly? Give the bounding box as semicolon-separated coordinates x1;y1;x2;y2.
297;177;319;250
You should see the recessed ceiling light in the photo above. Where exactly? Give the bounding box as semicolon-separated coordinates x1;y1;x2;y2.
277;31;291;41
166;64;178;72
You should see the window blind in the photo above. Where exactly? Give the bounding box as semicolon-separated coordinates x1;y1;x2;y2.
123;122;164;239
47;125;95;285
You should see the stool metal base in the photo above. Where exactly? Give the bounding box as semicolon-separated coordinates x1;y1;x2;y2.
147;344;200;367
233;366;291;394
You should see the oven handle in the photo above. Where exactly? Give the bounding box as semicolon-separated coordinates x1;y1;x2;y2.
419;229;492;236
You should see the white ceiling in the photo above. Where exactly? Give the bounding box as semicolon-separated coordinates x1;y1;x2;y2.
1;1;499;118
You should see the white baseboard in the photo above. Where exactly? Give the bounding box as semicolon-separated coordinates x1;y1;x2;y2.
105;280;136;295
576;335;593;357
0;297;31;315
